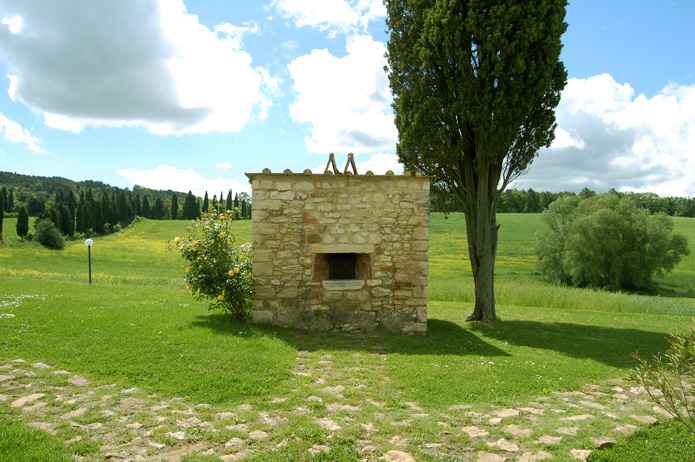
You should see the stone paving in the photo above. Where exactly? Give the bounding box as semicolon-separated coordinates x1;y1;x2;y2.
0;350;669;461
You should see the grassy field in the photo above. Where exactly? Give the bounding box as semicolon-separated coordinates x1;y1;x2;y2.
588;421;695;462
1;213;694;460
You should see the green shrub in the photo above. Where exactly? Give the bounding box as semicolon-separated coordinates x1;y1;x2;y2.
174;211;253;320
537;194;689;291
35;219;65;250
631;327;695;435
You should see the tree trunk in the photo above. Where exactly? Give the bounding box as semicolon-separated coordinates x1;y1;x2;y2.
464;164;499;322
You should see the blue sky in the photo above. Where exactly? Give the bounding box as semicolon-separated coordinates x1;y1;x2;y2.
1;0;694;197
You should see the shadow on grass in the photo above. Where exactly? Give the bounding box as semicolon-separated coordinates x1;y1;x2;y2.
469;320;671;368
190;315;509;357
191;314;671;367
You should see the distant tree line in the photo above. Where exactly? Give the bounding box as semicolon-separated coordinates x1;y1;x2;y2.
1;182;252;245
431;186;695;218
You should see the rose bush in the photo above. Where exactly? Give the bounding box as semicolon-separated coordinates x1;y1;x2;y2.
174;211;253;320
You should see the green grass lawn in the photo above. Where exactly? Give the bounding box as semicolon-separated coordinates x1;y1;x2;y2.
0;413;73;461
587;421;695;462
1;213;694;459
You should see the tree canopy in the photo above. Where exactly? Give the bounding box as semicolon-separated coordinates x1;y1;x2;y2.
386;0;568;320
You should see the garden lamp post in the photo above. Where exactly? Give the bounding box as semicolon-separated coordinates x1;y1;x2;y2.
85;238;93;284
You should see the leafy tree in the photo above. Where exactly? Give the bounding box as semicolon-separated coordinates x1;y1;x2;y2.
525;189;541;213
16;206;29;240
26;196;46;216
385;0;568;320
537;194;689;291
35;219;65;250
202;191;209;213
171;194;179;220
579;187;595;199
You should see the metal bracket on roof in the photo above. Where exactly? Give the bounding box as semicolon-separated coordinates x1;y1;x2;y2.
323;153;340;175
343;152;358;176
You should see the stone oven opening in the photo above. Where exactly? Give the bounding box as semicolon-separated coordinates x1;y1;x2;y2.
328;253;356;280
313;253;371;281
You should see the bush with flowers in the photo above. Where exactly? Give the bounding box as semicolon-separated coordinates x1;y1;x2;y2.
173;211;253;320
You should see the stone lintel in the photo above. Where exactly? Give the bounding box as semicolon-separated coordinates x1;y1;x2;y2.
310;244;374;254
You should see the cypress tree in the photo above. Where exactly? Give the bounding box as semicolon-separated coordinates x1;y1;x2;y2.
76;201;86;233
212;194;218;212
226;190;233;211
0;187;6;213
202;192;209;213
182;191;193;219
16;206;29;240
58;204;74;236
101;191;113;226
171;194;179;219
67;190;77;217
48;207;61;231
8;189;14;212
85;190;96;232
142;196;151;218
94;200;105;234
154;198;165;219
132;194;141;217
117;191;129;225
0;205;4;241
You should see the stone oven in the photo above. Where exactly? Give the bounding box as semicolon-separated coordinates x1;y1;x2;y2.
246;154;430;334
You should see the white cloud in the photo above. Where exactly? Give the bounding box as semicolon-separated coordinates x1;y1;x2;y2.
0;112;44;153
288;34;396;155
216;161;233;171
271;0;385;36
1;14;21;33
550;127;585;150
519;74;695;196
117;164;249;197
213;20;260;50
0;0;275;135
357;153;403;174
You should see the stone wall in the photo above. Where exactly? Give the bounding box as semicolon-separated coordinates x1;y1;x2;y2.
248;172;430;334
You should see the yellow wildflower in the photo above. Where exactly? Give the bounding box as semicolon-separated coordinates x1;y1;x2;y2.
233;266;240;275
217;293;224;301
